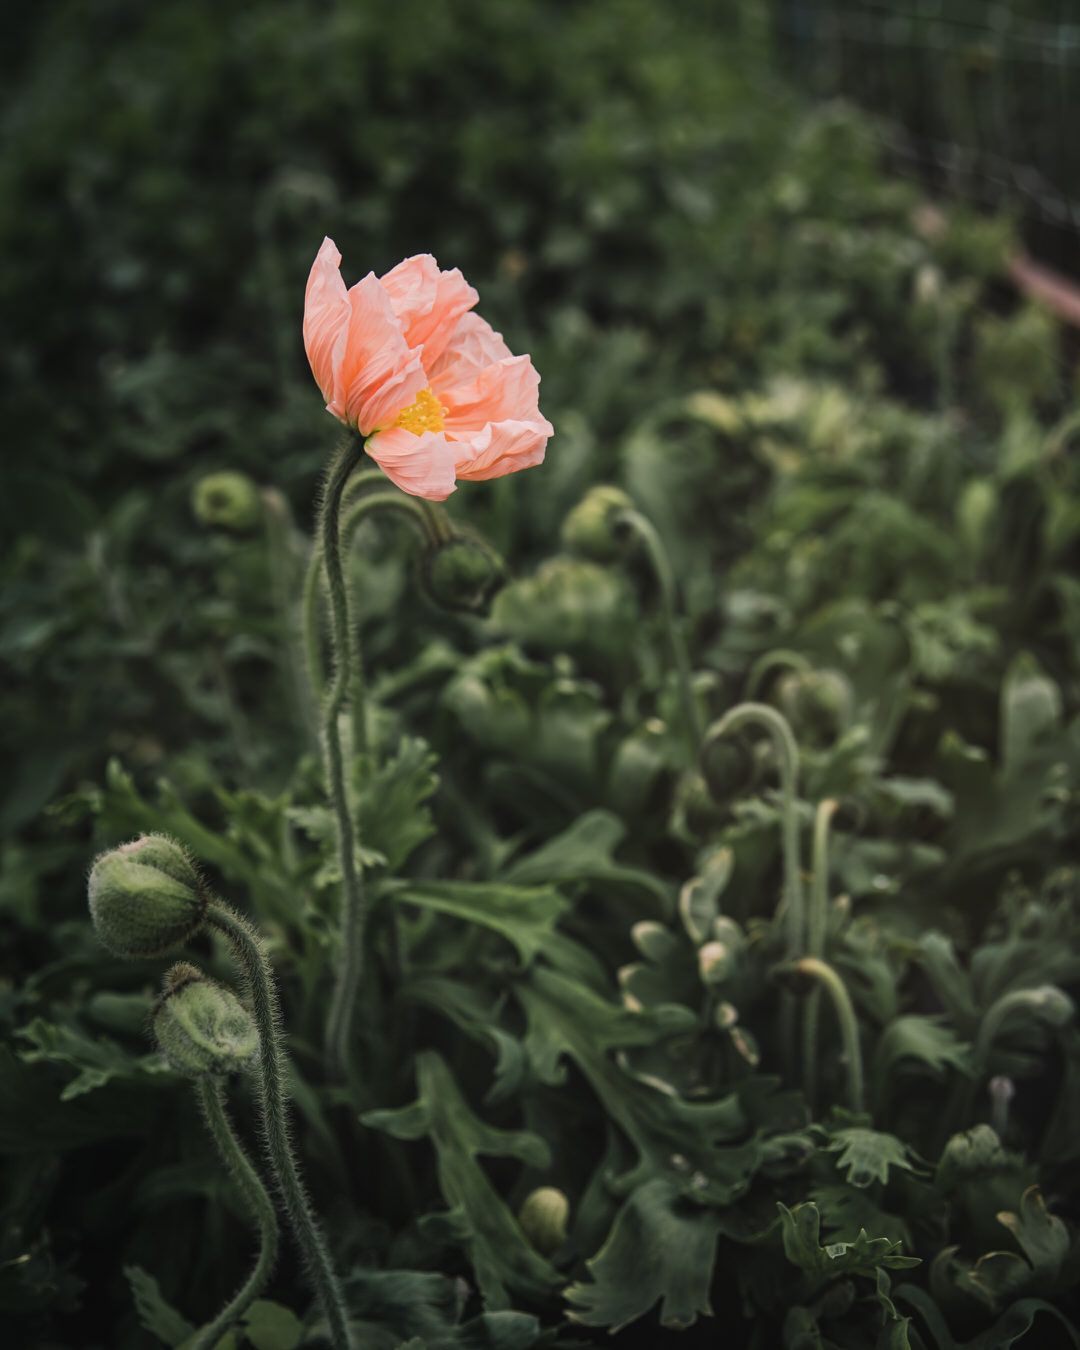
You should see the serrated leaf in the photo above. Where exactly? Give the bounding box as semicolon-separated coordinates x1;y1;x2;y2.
995;1187;1070;1280
873;1017;973;1107
361;1052;560;1308
823;1128;917;1189
393;880;570;966
778;1204;919;1297
565;1177;721;1332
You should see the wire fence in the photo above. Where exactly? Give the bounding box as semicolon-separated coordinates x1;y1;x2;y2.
772;0;1080;259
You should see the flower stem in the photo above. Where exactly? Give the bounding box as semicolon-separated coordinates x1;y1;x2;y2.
744;649;811;702
795;956;865;1115
206;902;352;1349
190;1076;280;1350
316;433;371;1084
802;798;839;1114
615;507;702;749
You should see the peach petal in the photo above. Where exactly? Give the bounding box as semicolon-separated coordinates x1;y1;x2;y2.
365;427;458;501
329;273;425;432
454;416;553;482
428;312;514;392
303;237;352;404
441;355;542;431
381;254;478;366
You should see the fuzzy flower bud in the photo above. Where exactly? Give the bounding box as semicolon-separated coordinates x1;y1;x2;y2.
936;1123;1007;1192
774;668;853;747
191;472;263;532
88;835;206;958
420;531;506;614
517;1187;570;1256
699;733;755;805
152;964;259;1077
560;485;635;562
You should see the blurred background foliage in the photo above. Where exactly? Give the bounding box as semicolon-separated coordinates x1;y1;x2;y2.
5;0;1080;1347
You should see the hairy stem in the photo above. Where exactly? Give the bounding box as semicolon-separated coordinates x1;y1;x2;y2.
191;1076;280;1350
207;902;352;1349
317;434;371;1083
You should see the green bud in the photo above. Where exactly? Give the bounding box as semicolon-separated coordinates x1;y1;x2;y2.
774;668;853;747
672;772;727;839
192;472;263;532
420;531;506;614
700;732;756;804
152;964;259;1077
517;1187;570;1256
936;1123;1007;1192
698;940;735;986
88;835;206;958
561;485;635;562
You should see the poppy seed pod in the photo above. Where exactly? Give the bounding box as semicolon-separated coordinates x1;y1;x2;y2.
88;835;206;958
560;485;635;562
517;1187;570;1256
191;471;264;532
420;531;507;614
152;964;259;1077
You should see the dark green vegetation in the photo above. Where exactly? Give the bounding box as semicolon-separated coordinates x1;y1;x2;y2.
4;2;1080;1348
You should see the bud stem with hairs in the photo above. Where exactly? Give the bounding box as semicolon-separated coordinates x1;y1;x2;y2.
190;1076;280;1350
207;901;353;1350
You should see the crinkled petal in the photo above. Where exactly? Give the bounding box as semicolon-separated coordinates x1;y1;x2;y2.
365;427;458;501
303;237;352;405
330;273;426;432
453;417;553;482
428;312;514;394
381;254;478;367
441;355;543;432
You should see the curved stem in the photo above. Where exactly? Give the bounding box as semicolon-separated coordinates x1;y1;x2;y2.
744;649;811;703
704;703;804;957
616;508;702;749
191;1077;280;1350
802;799;839;1113
317;434;370;1084
795;957;865;1115
207;902;352;1349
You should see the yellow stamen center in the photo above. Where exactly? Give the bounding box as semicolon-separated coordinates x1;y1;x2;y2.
393;387;446;436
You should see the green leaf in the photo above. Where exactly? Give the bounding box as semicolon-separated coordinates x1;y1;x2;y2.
778;1204;919;1297
15;1017;169;1100
995;1187;1070;1281
241;1299;304;1350
361;1052;561;1308
1000;654;1061;778
124;1265;194;1347
823;1128;918;1189
565;1177;722;1332
354;736;440;872
873;1017;973;1107
393;880;570;966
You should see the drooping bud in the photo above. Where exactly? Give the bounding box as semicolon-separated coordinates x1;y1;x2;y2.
420;529;507;614
560;485;635;562
774;668;853;748
700;731;756;805
698;940;734;986
517;1187;570;1256
88;835;206;958
191;471;263;532
152;964;259;1077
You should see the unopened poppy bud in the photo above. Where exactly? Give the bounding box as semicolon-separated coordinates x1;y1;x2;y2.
936;1123;1007;1191
420;531;506;614
673;772;727;838
774;668;853;747
88;835;206;958
152;964;259;1077
561;485;635;562
700;733;755;805
517;1187;570;1256
192;472;263;532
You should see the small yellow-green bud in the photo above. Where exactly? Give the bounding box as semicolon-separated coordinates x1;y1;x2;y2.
88;835;206;958
560;485;635;562
936;1123;1007;1192
420;531;506;614
192;472;263;532
518;1187;570;1256
698;940;734;986
153;964;258;1077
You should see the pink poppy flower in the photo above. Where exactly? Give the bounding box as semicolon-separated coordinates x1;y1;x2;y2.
304;238;553;500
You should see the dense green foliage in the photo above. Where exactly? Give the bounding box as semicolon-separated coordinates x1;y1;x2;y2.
4;3;1080;1349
